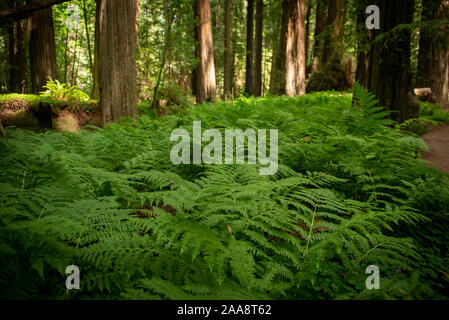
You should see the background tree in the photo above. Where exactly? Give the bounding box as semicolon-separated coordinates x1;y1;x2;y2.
365;0;418;123
223;0;232;99
417;0;449;107
312;0;328;68
284;0;306;96
27;0;58;93
6;0;26;93
96;0;137;125
194;0;216;103
244;0;255;95
254;0;263;96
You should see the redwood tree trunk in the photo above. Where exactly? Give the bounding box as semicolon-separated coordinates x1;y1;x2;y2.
322;0;345;66
27;0;58;93
245;0;255;96
270;0;305;96
223;0;231;99
313;0;327;66
285;0;306;96
194;0;216;103
304;0;311;68
355;0;370;88
254;0;263;96
366;0;418;123
417;0;449;107
96;0;137;125
6;0;26;93
269;0;287;95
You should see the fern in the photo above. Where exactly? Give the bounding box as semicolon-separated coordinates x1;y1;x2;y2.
0;91;447;300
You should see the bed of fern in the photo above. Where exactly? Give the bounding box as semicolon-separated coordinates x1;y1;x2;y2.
1;85;448;300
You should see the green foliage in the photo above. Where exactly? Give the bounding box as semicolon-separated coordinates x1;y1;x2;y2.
1;91;448;300
39;78;91;103
420;102;449;125
0;94;41;108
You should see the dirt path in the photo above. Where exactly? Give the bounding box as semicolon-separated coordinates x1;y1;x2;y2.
422;124;449;175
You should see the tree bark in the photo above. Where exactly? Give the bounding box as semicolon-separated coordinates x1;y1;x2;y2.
27;0;58;93
313;0;327;66
285;0;306;96
322;0;345;66
295;0;306;95
304;0;311;68
270;0;287;95
194;0;216;103
223;0;232;100
417;0;449;107
245;0;255;95
96;0;137;125
366;0;418;123
7;0;26;93
254;0;263;96
355;0;370;88
92;0;100;100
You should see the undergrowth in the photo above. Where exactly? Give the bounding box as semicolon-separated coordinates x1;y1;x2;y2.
1;85;448;300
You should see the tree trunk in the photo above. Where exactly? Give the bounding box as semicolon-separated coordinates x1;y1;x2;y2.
285;0;306;96
366;0;418;123
304;0;311;68
82;0;94;91
96;0;137;125
27;0;58;93
194;0;216;103
295;0;306;95
254;0;263;96
223;0;231;100
417;0;449;107
270;0;287;95
355;0;370;88
91;0;99;100
313;0;328;66
245;0;255;96
7;0;26;93
322;0;345;66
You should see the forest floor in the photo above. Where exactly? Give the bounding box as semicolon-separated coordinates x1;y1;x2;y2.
423;124;449;174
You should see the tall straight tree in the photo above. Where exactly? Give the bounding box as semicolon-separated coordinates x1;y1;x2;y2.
27;0;58;93
245;0;255;95
7;0;26;93
285;0;306;96
270;0;306;96
312;0;328;67
254;0;263;96
194;0;216;103
96;0;137;125
270;0;287;95
223;0;232;100
417;0;449;107
304;0;311;68
321;0;346;66
366;0;418;123
355;0;370;88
